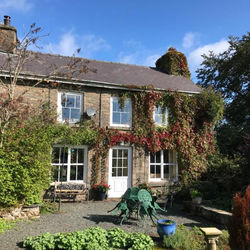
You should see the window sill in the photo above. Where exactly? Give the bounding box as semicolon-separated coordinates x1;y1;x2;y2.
107;126;132;131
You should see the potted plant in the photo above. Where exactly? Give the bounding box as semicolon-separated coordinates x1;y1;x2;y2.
92;182;110;200
190;189;202;204
157;219;176;239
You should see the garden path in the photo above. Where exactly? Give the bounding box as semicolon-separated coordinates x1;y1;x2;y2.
0;201;222;250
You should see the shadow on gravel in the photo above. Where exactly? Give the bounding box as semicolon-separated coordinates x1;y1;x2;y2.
17;241;24;249
83;214;138;226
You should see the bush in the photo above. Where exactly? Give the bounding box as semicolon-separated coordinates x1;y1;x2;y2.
217;230;229;250
229;185;250;250
127;232;154;250
23;227;154;250
163;225;206;250
0;119;54;206
107;227;127;248
40;201;58;215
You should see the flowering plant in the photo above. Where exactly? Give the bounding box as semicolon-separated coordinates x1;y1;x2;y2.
92;182;110;193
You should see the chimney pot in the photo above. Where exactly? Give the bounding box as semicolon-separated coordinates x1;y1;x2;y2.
4;16;11;26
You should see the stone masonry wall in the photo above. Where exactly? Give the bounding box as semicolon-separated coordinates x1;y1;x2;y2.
0;83;152;192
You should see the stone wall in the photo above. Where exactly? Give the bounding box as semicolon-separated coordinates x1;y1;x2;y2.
183;201;232;226
0;82;172;195
0;205;40;221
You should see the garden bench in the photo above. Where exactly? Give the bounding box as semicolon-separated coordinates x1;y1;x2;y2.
108;187;167;225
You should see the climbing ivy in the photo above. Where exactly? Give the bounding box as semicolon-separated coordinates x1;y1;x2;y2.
92;88;224;185
155;47;191;79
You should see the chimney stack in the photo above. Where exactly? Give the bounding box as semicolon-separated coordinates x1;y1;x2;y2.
3;16;11;26
0;15;17;53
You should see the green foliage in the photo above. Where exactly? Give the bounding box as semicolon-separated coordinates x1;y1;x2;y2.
53;121;98;146
39;201;58;215
107;228;128;248
217;230;229;250
198;152;245;211
163;225;206;250
0;218;16;234
0;107;98;207
0;119;54;206
197;32;250;166
156;47;191;79
189;189;202;199
23;232;55;250
126;232;154;250
23;227;154;250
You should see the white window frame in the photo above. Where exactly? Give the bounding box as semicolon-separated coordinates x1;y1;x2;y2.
57;92;83;123
153;105;168;126
110;96;132;127
149;150;178;182
52;145;88;183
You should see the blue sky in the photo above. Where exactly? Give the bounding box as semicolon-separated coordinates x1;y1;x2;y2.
0;0;249;82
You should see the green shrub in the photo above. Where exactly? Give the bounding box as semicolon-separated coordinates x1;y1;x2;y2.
0;218;16;234
217;230;229;250
23;232;55;250
163;225;206;250
23;227;154;250
127;232;154;250
107;227;128;248
40;201;58;215
0;109;98;207
82;227;108;249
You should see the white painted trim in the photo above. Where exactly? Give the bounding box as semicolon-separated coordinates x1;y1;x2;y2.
148;150;178;182
57;92;83;124
108;146;132;197
153;105;169;127
110;96;132;127
52;145;88;183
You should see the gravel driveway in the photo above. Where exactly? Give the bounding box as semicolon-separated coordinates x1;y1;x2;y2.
0;201;220;250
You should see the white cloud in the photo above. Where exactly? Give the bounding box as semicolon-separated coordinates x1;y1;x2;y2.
0;0;33;14
80;35;110;58
44;32;110;57
144;54;161;67
118;39;162;67
188;39;229;71
182;32;195;49
118;52;137;64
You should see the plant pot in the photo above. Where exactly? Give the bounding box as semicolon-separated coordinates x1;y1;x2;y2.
157;219;176;239
98;191;106;201
192;196;202;204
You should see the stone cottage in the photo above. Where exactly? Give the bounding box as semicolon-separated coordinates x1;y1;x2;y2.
0;16;201;199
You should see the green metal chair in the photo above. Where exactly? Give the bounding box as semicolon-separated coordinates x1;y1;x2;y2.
108;187;167;225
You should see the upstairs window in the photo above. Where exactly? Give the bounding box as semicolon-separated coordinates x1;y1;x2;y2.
58;92;83;123
111;97;132;127
154;106;168;126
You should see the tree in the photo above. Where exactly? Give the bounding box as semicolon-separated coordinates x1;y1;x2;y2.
0;22;94;147
196;33;250;157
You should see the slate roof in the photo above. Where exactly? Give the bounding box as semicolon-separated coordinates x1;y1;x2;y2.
0;51;201;93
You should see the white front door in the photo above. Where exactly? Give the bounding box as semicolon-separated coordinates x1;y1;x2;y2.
108;147;131;198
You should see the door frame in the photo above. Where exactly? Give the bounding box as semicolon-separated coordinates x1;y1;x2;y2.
108;146;132;197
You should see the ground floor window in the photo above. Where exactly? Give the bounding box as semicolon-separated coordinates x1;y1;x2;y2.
52;146;87;182
149;150;177;181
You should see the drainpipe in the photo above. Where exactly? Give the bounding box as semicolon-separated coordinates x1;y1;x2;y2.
99;89;102;127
